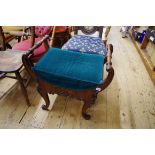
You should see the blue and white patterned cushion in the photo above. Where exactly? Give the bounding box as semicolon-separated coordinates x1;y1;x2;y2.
62;35;107;56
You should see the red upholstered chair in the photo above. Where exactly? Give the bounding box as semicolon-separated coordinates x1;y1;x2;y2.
12;26;52;62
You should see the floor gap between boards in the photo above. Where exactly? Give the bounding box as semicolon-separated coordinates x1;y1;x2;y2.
18;106;29;124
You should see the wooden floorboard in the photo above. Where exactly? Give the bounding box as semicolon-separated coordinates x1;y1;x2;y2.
110;27;155;128
0;26;155;128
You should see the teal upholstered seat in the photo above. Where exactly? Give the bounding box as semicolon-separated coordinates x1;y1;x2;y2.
33;48;104;90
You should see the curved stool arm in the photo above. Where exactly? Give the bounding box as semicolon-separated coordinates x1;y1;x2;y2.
98;44;114;92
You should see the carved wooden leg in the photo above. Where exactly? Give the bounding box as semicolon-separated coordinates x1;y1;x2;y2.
91;92;97;104
37;87;50;110
15;71;31;106
82;100;92;120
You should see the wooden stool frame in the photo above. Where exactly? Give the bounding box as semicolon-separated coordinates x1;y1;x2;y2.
22;35;114;120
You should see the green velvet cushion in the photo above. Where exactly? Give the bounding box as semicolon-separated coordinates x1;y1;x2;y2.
33;48;104;90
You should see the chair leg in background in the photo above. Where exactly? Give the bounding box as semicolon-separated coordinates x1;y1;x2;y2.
15;71;31;106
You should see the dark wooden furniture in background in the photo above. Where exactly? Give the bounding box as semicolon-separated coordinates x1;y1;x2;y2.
1;26;30;49
52;26;71;48
12;26;52;63
141;35;149;49
0;26;70;107
22;34;114;120
129;27;155;84
0;26;30;106
141;29;155;71
73;26;104;38
71;26;110;45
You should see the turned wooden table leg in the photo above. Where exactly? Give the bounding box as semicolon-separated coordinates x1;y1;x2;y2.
15;71;31;106
37;87;50;110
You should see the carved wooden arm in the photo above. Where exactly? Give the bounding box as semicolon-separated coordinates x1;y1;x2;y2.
22;35;50;79
28;35;50;54
106;44;113;71
97;44;114;91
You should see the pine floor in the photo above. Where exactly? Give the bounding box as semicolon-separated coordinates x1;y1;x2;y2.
0;26;155;129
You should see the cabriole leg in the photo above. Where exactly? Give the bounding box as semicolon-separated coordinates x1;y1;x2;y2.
37;87;50;110
82;100;92;120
